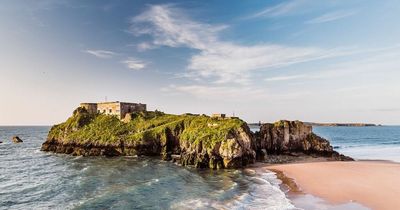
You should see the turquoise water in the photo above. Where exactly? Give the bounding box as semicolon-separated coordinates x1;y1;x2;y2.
0;126;295;210
2;125;397;209
313;126;400;162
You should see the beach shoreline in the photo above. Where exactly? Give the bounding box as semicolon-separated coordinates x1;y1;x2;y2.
264;160;400;210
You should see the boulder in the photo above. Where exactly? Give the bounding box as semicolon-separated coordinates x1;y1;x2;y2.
256;120;352;161
12;136;23;143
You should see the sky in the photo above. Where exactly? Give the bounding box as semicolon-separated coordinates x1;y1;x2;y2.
1;0;400;125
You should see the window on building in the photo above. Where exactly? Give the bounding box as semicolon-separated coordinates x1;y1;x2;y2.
109;109;112;113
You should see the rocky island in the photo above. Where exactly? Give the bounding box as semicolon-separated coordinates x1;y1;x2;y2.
41;106;352;169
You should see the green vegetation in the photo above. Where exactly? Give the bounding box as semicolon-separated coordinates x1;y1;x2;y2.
48;108;245;148
273;120;287;127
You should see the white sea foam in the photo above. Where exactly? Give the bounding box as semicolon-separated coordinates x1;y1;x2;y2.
291;194;369;210
171;170;298;210
146;178;159;186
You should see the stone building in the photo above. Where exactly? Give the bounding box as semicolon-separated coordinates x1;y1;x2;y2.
211;113;226;119
80;101;146;119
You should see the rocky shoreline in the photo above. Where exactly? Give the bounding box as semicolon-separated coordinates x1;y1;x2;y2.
41;108;352;169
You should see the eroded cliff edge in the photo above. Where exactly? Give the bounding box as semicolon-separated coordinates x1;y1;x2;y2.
41;108;352;169
255;121;353;162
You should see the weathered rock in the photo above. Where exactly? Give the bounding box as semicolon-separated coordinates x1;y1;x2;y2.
12;136;23;143
256;120;353;161
41;109;257;169
41;108;353;169
177;124;255;169
218;126;256;168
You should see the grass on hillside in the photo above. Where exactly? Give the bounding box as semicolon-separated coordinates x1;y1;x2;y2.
48;108;245;148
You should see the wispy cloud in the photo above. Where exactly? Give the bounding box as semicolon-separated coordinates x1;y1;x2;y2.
306;10;357;24
161;84;313;102
161;84;268;100
129;4;400;101
85;50;116;58
122;57;146;70
131;5;227;50
247;0;304;19
137;42;157;51
266;47;400;87
265;75;306;81
130;4;350;84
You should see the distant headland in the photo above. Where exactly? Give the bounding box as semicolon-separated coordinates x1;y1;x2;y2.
249;122;381;127
304;122;381;127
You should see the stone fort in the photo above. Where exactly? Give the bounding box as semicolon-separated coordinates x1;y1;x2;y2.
80;101;146;119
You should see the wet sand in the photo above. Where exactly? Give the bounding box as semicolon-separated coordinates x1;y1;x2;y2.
266;161;400;210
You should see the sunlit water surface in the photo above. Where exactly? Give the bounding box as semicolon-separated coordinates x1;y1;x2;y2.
0;126;383;209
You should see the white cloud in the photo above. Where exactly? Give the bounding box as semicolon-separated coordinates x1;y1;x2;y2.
130;4;400;102
161;84;268;100
130;4;346;84
306;10;356;24
137;42;157;51
85;50;116;58
122;57;146;70
265;75;307;81
266;48;400;85
130;5;226;50
247;0;304;19
161;84;314;102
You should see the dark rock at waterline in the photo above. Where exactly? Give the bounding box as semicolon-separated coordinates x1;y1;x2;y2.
12;136;23;143
41;109;256;169
255;120;353;161
41;108;352;169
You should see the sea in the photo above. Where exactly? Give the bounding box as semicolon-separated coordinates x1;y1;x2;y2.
1;125;399;210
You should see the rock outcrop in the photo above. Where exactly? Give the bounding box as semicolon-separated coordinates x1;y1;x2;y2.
41;108;256;169
178;125;256;169
12;136;23;143
256;120;353;161
41;108;352;169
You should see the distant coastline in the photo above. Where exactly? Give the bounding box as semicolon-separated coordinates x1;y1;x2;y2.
304;122;381;127
249;122;381;127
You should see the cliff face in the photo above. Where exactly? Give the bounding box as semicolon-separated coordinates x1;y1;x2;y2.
41;108;256;169
256;120;353;161
41;108;351;169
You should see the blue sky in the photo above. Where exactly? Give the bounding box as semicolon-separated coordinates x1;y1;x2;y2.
1;0;400;125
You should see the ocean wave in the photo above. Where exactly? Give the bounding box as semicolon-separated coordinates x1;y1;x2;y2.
171;169;297;210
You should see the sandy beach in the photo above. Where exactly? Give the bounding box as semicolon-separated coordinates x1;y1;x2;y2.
266;161;400;210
